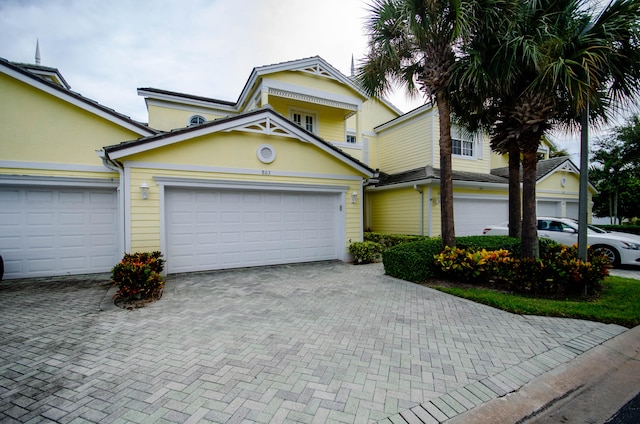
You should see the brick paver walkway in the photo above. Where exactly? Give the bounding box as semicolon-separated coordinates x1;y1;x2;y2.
0;262;627;423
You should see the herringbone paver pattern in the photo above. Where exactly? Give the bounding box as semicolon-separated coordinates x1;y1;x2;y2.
0;262;627;423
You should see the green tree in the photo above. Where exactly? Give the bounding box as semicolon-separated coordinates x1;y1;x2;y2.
357;0;475;248
452;0;640;258
591;116;640;223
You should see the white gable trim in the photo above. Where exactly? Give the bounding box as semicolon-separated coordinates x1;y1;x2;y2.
106;109;375;177
262;78;362;111
1;63;154;137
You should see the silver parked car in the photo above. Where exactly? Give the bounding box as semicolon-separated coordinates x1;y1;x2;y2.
482;217;640;267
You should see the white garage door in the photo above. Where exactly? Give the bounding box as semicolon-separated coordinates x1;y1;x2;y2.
165;188;341;273
0;186;119;279
566;202;579;219
454;198;508;236
538;201;560;217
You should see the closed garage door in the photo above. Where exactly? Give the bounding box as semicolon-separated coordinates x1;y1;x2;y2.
538;201;560;217
454;198;508;236
165;188;341;273
0;186;119;279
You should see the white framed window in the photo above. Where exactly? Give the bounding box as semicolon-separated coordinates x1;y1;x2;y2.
346;134;356;144
291;109;316;134
188;115;206;126
452;138;474;157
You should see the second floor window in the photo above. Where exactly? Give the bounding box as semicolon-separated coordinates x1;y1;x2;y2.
292;111;315;133
346;134;356;143
189;115;206;126
452;138;474;157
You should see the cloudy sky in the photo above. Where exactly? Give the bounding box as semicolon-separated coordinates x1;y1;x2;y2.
1;0;630;160
1;0;427;122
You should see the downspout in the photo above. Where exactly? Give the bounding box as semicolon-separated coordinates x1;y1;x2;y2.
97;150;126;256
413;184;424;236
427;186;433;236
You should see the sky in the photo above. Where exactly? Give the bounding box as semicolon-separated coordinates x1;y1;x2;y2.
0;0;633;162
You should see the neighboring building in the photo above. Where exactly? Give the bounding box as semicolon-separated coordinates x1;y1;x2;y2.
0;55;594;279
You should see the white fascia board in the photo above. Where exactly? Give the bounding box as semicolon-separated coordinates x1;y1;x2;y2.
0;174;118;187
2;65;153;137
374;104;436;133
138;89;238;113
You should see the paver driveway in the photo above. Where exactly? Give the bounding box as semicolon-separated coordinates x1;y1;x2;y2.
0;261;627;423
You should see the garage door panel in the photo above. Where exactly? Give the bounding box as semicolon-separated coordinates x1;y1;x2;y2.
455;198;508;236
166;188;340;273
0;187;119;279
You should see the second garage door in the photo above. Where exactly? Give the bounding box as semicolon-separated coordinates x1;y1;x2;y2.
454;198;509;236
165;188;341;273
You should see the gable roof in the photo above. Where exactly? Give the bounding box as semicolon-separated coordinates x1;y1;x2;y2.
137;56;403;116
103;106;376;177
0;58;156;137
374;165;509;188
491;156;581;181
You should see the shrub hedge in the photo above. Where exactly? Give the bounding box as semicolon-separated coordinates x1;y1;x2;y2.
596;224;640;236
382;235;609;297
382;239;444;282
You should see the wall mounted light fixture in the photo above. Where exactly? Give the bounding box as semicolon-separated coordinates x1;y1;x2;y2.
351;191;358;204
140;182;150;200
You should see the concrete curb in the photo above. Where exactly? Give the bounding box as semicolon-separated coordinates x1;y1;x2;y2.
444;325;640;423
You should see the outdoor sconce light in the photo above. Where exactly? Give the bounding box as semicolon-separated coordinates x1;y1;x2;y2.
140;182;150;200
351;191;358;204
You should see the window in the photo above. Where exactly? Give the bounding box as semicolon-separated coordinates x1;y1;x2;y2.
291;110;316;133
346;134;356;144
452;138;474;157
188;115;205;126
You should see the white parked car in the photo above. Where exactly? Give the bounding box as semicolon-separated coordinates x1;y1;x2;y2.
482;217;640;267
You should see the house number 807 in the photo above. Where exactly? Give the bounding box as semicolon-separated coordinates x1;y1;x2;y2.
262;170;271;176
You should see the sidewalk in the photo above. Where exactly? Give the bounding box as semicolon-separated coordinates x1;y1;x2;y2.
445;324;640;423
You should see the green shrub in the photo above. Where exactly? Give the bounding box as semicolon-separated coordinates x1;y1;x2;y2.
111;251;165;301
364;232;429;249
382;239;444;282
433;244;608;297
348;241;383;264
596;224;640;236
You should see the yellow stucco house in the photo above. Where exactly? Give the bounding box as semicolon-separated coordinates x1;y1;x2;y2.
0;56;592;279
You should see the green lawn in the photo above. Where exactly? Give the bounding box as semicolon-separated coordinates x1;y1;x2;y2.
428;276;640;328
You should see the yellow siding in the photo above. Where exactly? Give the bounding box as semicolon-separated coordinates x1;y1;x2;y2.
268;97;346;142
0;167;117;180
377;112;435;174
147;103;229;132
125;132;360;176
0;73;142;167
367;187;422;235
360;98;400;133
266;71;360;99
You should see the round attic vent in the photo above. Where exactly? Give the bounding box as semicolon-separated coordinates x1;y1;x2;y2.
257;144;276;164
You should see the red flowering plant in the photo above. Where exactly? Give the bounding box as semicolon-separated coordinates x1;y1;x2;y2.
111;251;165;302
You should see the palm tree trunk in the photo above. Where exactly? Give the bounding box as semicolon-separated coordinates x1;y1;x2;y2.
508;142;522;238
521;149;539;259
437;92;455;248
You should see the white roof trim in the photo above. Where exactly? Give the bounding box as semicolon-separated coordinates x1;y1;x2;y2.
106;109;374;177
1;62;154;137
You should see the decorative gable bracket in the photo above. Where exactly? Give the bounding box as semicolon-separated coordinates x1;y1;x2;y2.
296;63;335;80
224;116;299;139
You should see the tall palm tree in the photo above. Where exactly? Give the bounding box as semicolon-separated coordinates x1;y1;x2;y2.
357;0;475;248
453;0;640;258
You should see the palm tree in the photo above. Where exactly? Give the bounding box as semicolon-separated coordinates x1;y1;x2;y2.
357;0;475;248
453;0;640;258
